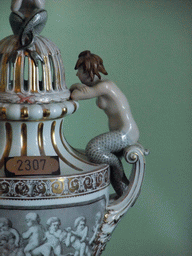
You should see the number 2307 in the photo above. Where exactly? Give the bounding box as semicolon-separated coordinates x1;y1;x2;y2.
17;159;46;172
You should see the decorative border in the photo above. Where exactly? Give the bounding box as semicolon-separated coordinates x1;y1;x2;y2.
0;166;110;200
0;100;78;121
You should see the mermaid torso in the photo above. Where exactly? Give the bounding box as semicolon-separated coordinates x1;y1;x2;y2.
71;77;139;196
95;81;139;141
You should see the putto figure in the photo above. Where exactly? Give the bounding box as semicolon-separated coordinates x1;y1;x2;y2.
22;212;45;256
0;218;20;248
33;217;63;256
65;216;91;256
70;50;139;196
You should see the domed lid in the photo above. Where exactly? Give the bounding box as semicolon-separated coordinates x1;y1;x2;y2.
0;35;70;104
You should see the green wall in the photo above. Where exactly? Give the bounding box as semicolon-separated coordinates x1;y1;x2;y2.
0;0;191;255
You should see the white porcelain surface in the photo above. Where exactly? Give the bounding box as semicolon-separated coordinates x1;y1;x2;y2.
0;10;148;255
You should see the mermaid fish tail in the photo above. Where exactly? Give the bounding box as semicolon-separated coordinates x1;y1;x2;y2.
85;131;130;196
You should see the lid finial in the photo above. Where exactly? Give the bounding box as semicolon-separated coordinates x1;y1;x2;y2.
9;0;47;65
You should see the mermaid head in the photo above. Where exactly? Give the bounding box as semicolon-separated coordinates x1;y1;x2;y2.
75;50;108;83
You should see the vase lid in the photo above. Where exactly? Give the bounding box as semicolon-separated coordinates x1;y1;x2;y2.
0;35;70;104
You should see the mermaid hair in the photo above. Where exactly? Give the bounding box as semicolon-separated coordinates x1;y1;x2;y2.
75;50;108;82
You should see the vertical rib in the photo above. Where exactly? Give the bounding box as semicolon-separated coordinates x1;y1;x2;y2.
38;123;45;156
21;123;27;156
0;122;12;168
51;121;82;171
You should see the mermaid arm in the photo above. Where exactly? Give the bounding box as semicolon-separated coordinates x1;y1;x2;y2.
70;84;102;101
70;83;87;92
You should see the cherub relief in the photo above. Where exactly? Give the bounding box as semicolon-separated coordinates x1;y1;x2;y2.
22;212;45;256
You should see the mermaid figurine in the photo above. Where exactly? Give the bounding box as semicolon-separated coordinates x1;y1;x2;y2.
8;0;47;65
70;50;139;196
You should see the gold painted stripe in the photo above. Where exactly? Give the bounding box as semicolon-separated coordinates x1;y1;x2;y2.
61;107;67;117
59;120;97;166
20;107;29;120
55;55;61;90
0;123;12;169
14;52;24;92
51;121;82;171
43;108;50;118
0;54;8;92
38;123;45;156
15;55;23;93
0;107;6;119
71;101;77;114
21;123;27;156
29;57;38;93
44;56;52;91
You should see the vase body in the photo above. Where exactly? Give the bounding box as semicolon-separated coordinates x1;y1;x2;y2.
0;113;112;256
0;21;148;256
0;165;109;256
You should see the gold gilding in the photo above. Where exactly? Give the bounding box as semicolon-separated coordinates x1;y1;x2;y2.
43;109;51;118
55;55;61;90
0;55;8;92
38;123;45;156
44;56;52;91
0;123;12;169
0;166;110;197
51;180;64;194
0;107;6;119
21;107;29;119
51;121;83;171
21;123;27;156
29;58;39;93
61;107;67;117
15;55;23;93
72;101;77;114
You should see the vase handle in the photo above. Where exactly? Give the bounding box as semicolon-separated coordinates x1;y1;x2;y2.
93;143;149;255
